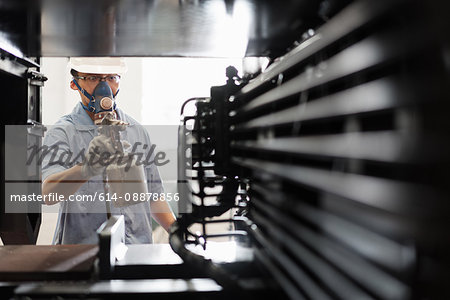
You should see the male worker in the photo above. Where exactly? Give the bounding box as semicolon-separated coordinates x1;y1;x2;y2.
41;57;176;244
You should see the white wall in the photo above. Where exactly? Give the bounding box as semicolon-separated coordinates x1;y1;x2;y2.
141;57;242;125
41;57;78;124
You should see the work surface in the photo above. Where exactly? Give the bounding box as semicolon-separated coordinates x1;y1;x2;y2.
0;244;98;281
0;242;253;281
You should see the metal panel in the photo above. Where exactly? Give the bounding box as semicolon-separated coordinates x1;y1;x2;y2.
0;49;45;245
0;0;342;58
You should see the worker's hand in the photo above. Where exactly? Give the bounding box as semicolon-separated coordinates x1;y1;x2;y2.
80;135;118;178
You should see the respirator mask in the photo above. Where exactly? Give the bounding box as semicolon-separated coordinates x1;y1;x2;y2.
73;78;119;125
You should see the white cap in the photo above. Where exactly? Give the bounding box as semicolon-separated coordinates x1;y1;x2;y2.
68;57;128;74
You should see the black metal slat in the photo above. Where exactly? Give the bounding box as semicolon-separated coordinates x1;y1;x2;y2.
232;157;446;218
235;25;423;118
318;192;432;243
251;197;410;300
251;182;415;276
248;219;333;300
232;131;448;164
238;0;403;96
233;76;417;130
251;246;306;300
251;209;377;300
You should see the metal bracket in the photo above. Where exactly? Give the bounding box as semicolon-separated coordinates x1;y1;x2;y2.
97;215;128;279
26;119;46;137
27;70;48;87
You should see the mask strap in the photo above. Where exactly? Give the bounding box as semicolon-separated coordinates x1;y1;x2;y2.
73;79;96;112
112;89;119;110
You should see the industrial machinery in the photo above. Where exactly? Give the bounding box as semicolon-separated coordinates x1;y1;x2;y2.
1;0;450;299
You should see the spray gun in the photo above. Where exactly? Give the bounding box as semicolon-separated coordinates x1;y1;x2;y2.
98;113;148;217
97;113;126;218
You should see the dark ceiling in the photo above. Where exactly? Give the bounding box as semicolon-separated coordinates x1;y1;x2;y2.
0;0;351;58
